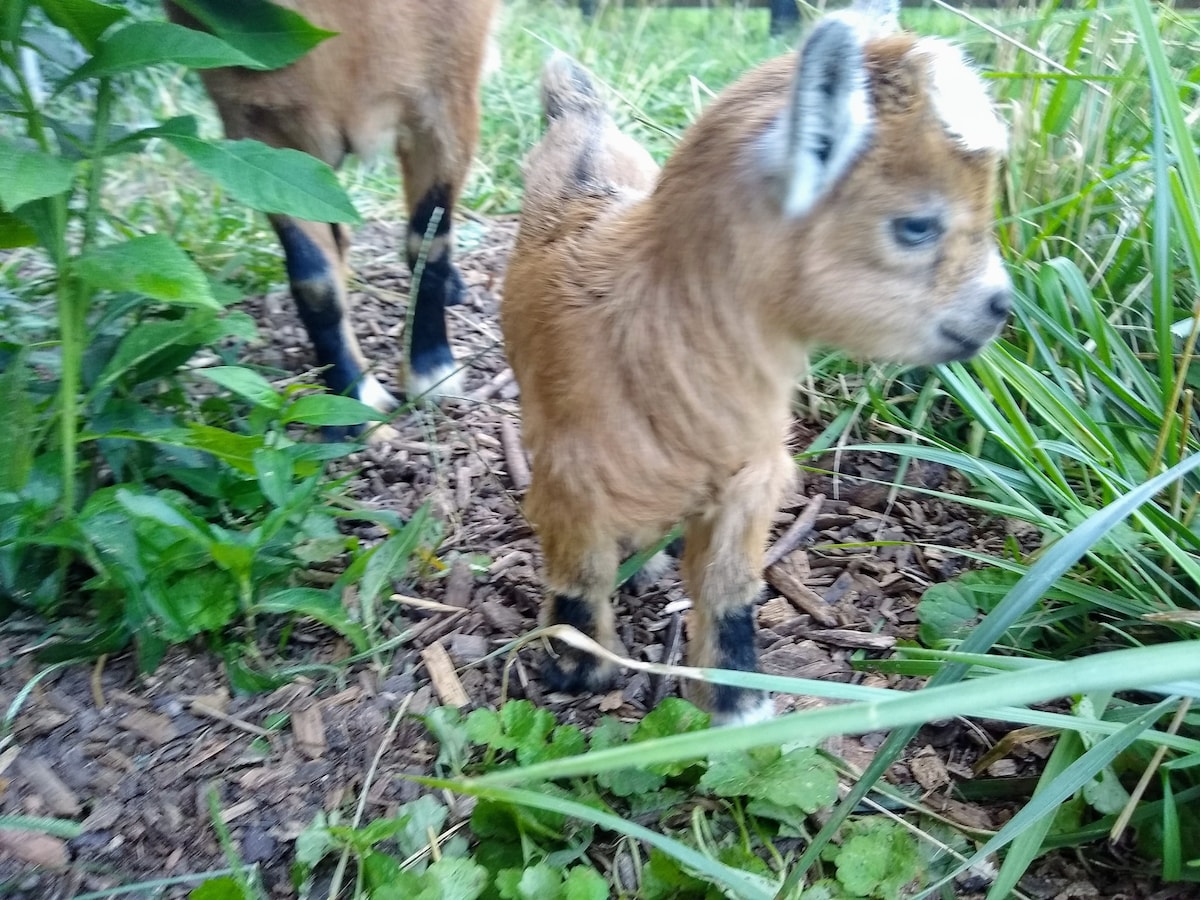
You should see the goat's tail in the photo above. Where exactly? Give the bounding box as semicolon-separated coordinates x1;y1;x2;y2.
542;52;606;122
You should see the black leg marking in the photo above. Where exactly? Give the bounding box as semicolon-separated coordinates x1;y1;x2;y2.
710;605;766;719
406;184;460;389
273;220;363;401
542;593;614;693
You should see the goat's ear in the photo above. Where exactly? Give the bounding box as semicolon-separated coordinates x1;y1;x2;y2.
778;16;874;219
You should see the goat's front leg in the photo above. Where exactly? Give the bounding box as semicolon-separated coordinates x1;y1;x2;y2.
681;452;792;724
538;523;622;693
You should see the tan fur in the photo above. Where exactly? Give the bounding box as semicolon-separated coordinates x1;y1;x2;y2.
165;0;501;406
503;34;1008;721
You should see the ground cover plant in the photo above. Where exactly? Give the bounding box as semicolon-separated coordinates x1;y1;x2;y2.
2;0;1200;897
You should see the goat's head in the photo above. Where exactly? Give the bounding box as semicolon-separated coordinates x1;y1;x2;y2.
761;0;1011;364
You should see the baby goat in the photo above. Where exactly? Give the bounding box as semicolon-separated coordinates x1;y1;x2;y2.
502;1;1011;723
165;0;500;416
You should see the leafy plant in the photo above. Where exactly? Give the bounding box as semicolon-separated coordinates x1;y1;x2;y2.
0;0;416;669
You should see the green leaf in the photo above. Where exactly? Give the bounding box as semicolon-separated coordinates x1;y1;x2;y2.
253;447;294;508
701;747;837;814
360;507;432;607
76;235;218;308
162;135;359;223
200;366;282;410
415;856;489;900
38;0;126;52
168;0;335;70
363;851;422;898
294;812;335;868
916;582;980;647
282;393;380;427
392;795;449;858
116;488;210;541
188;874;248;900
0;138;74;212
181;423;265;474
253;588;369;653
833;819;921;898
0;210;37;248
498;864;563;900
563;866;609;900
95;311;216;390
68;21;260;85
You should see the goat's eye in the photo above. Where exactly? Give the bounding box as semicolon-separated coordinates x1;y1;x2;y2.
892;216;944;248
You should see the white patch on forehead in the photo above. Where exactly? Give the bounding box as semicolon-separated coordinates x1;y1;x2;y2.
910;37;1007;154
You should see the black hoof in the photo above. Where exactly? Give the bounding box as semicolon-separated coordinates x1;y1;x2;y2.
543;648;616;694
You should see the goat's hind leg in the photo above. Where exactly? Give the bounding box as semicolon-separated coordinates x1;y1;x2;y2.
270;214;399;430
539;529;622;693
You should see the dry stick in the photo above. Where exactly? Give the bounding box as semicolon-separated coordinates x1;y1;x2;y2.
499;416;530;491
1110;697;1192;844
90;654;107;710
764;492;826;568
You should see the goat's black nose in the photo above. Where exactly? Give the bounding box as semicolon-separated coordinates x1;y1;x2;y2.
988;290;1013;319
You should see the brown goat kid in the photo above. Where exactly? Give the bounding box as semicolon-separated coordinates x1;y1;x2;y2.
502;1;1012;723
165;0;500;425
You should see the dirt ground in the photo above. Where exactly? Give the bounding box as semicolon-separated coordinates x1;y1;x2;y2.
0;219;1185;898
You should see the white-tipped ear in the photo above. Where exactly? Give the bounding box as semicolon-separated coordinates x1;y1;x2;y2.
780;16;874;219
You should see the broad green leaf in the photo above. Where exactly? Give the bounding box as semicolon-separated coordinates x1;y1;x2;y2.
199;366;282;410
282;393;380;427
701;747;837;813
95;312;215;390
116;489;209;540
38;0;126;52
67;21;260;85
359;506;433;607
252;447;294;507
169;0;335;70
162;135;359;223
76;234;218;308
0;210;37;248
0;138;74;212
182;423;266;474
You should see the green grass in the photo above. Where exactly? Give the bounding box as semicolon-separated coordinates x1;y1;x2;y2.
5;0;1200;897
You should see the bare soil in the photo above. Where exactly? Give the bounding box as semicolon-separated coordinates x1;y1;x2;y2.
0;219;1182;899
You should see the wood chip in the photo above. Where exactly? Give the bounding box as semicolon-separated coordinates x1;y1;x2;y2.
0;746;18;778
808;629;895;651
420;641;471;708
118;709;178;745
764;493;825;567
0;828;68;869
757;596;796;629
443;556;475;608
910;745;951;791
15;757;80;817
291;703;327;759
499;417;530;491
765;555;839;627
